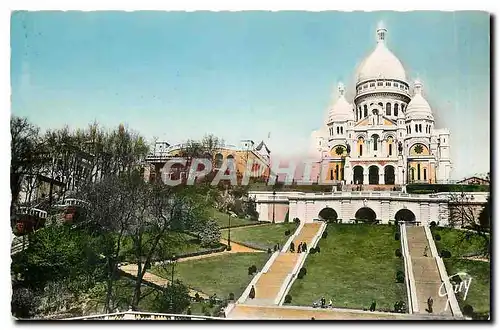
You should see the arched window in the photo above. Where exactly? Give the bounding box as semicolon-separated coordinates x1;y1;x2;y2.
341;127;344;134
372;134;379;151
394;103;399;116
359;144;363;156
401;104;405;112
386;103;392;116
335;164;339;180
389;143;393;156
423;168;427;181
364;105;368;117
337;127;339;134
409;126;411;134
419;124;422;132
417;164;421;180
415;124;418;132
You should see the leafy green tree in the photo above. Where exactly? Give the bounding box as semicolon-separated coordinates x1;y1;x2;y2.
151;281;191;314
198;219;221;247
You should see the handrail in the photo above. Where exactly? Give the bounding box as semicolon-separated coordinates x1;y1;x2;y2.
423;226;463;317
237;251;279;304
277;221;327;305
400;223;419;313
64;310;225;320
399;223;413;314
281;221;305;253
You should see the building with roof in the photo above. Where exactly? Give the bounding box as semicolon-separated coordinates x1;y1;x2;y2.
310;22;452;186
144;139;271;184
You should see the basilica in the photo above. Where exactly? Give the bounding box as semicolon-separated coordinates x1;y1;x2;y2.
310;22;452;186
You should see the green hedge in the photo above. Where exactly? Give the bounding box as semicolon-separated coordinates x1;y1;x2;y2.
406;184;489;194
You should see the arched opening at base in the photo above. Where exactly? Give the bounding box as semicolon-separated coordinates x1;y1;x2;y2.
394;209;416;224
318;207;338;223
355;207;377;223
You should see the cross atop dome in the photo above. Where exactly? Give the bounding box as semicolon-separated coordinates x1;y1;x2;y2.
376;21;387;43
414;79;423;94
338;82;345;96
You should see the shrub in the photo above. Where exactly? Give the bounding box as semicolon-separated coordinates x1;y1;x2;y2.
284;230;291;236
322;231;328;239
195;293;201;302
440;250;452;258
463;304;474;317
248;266;255;275
434;234;441;241
395;232;400;241
396;270;405;283
284;211;289;223
229;292;235;301
251;265;257;273
284;294;292;304
316;245;321;253
395;249;402;258
430;221;437;227
293;218;300;225
267;248;272;254
226;245;232;251
309;248;316;254
297;267;307;279
394;301;407;313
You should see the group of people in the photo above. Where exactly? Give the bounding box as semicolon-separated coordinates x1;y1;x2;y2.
289;241;308;253
312;296;333;309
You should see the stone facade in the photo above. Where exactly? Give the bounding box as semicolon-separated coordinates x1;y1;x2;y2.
310;22;452;186
250;191;489;226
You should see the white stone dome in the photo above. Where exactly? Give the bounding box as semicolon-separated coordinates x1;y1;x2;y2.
405;80;434;120
327;83;355;122
356;22;407;83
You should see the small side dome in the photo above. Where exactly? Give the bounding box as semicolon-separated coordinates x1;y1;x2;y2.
405;80;434;120
327;82;355;122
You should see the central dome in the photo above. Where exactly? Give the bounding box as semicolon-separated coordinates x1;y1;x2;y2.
356;22;407;84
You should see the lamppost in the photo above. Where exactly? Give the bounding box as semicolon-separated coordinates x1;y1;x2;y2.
169;255;177;312
272;175;278;224
228;212;231;248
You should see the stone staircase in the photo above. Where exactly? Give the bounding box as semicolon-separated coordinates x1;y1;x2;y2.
241;222;323;306
292;222;323;248
406;226;452;316
250;253;300;302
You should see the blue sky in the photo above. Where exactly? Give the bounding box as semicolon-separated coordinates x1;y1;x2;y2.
11;11;490;179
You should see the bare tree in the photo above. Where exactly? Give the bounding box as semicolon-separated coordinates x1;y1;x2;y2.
10;116;45;212
128;183;206;310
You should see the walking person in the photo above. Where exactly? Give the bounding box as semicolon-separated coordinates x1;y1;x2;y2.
423;245;429;257
427;296;433;313
303;242;308;253
290;242;295;253
249;285;256;299
297;242;302;253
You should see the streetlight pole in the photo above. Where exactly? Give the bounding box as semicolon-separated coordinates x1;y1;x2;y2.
272;190;276;224
228;212;231;247
170;255;176;312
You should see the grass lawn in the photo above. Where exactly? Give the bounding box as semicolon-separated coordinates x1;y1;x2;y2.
288;224;406;311
221;223;298;250
120;232;223;261
431;227;486;257
443;258;490;315
209;208;260;228
431;226;490;316
151;252;270;300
